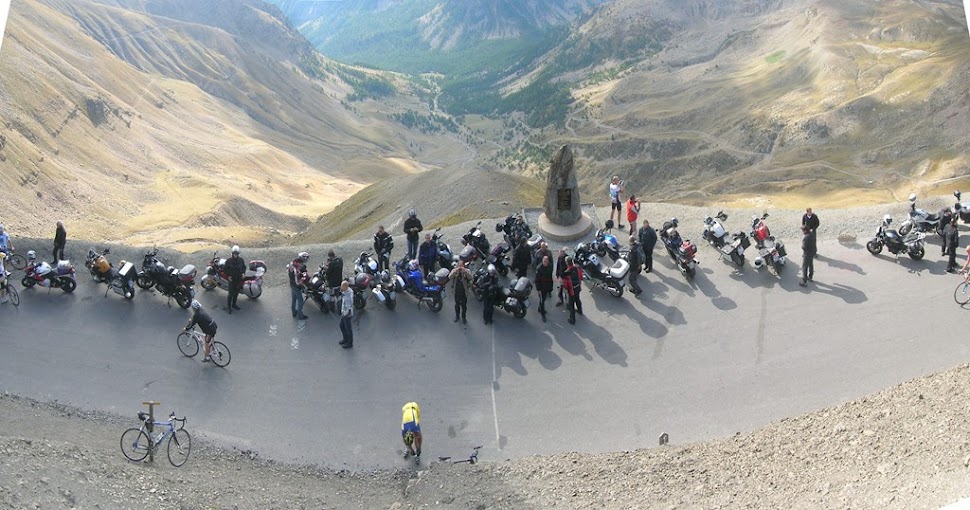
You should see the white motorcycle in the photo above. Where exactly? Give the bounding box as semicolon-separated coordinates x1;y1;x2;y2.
701;211;730;249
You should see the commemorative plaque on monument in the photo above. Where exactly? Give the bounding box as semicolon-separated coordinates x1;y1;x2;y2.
538;145;593;241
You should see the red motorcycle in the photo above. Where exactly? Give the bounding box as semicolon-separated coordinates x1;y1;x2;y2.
199;252;266;298
23;259;77;293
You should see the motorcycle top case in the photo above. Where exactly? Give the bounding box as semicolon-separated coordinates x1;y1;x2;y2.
179;264;197;283
433;268;450;286
118;262;135;279
681;241;697;257
774;240;787;257
511;277;533;297
249;260;267;272
739;235;751;250
354;272;371;288
458;244;476;261
57;260;73;275
609;259;631;279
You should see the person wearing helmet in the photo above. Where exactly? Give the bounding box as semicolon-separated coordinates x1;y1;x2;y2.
403;209;423;261
401;402;422;461
288;252;310;320
479;264;499;325
52;221;67;263
373;225;394;272
225;245;246;314
561;256;584;324
448;260;472;324
184;300;218;362
0;224;13;255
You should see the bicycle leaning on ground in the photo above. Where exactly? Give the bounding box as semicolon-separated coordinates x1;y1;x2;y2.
120;411;192;467
177;325;231;367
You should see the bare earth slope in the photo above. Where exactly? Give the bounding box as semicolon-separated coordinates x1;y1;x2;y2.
3;363;970;509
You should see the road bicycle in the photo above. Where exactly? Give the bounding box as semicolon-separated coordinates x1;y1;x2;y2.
438;445;482;465
177;326;231;367
120;411;191;467
0;272;19;307
3;249;27;271
955;271;970;305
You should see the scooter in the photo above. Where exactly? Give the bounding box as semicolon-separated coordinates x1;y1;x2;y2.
750;213;787;274
866;214;926;260
23;260;77;293
702;211;730;249
575;243;629;297
899;193;945;236
199;252;267;298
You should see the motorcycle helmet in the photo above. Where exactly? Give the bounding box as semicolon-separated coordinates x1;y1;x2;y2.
753;256;765;269
367;259;378;272
605;219;614;230
408;259;419;271
408;208;416;218
487;263;497;274
298;251;310;262
0;224;4;233
908;193;917;203
231;245;240;254
670;218;679;227
883;214;892;226
26;250;36;261
191;300;202;310
576;242;587;253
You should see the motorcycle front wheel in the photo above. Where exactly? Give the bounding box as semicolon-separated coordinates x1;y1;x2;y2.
59;277;76;293
898;224;912;236
21;276;35;288
200;277;217;291
730;251;744;267
866;240;883;255
908;244;925;261
124;286;135;300
512;305;527;318
353;293;366;310
174;290;191;309
136;275;154;290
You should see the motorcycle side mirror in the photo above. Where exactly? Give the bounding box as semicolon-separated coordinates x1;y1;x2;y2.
761;212;769;219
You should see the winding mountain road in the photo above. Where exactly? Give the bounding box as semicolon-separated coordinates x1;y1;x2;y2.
1;239;968;470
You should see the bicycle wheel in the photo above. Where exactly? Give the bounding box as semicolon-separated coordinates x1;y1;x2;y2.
955;281;970;305
177;332;199;357
120;428;151;462
8;254;26;270
167;429;191;467
209;341;231;367
6;284;19;307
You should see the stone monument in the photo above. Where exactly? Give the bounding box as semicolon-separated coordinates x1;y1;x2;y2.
538;145;593;241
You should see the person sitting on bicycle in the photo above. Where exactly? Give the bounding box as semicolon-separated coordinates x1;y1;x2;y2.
0;224;13;254
185;300;218;362
401;401;422;460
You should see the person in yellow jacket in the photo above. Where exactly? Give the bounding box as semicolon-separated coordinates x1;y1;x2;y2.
401;402;422;460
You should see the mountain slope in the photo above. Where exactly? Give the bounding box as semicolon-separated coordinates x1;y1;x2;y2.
0;0;465;248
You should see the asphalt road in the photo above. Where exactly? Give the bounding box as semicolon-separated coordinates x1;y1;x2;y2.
1;238;968;470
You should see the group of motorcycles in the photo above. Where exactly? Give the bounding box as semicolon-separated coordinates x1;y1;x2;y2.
862;192;965;260
699;212;787;274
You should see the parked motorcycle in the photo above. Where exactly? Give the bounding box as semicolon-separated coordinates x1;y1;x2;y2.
85;248;135;300
459;221;492;267
702;211;730;249
899;194;946;236
660;219;699;279
23;260;77;293
353;251;397;310
952;191;970;223
591;221;621;262
493;277;533;318
395;257;445;312
866;214;926;260
199;252;266;298
575;243;629;297
720;231;751;267
133;248;195;308
431;228;458;270
749;213;787;273
487;242;511;277
304;264;335;313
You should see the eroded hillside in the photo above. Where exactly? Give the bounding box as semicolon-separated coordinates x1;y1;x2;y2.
0;0;468;250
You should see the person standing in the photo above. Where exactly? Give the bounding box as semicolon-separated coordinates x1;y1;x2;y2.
373;225;394;272
802;208;819;258
448;260;472;324
325;250;344;313
625;195;641;236
638;219;657;273
562;257;583;324
52;221;66;263
338;281;354;348
608;176;624;229
418;233;438;276
555;247;569;306
945;217;960;273
799;226;817;287
0;225;13;255
479;264;498;325
404;209;423;261
535;255;554;322
532;242;552;273
511;238;530;278
288;252;310;320
627;236;643;296
225;245;246;314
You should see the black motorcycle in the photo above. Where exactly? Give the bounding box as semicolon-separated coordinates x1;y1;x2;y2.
459;221;491;267
494;277;532;318
487;243;511;277
431;228;458;271
574;243;629;297
85;248;136;300
866;215;926;260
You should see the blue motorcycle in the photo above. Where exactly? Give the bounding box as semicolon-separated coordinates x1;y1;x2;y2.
395;257;445;312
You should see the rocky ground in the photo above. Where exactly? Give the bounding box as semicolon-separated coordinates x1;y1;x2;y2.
5;198;970;509
4;360;970;510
